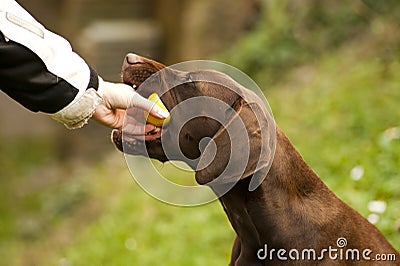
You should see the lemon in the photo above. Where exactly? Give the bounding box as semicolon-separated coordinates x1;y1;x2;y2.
145;93;171;127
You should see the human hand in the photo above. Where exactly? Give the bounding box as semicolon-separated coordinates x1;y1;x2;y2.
92;81;169;129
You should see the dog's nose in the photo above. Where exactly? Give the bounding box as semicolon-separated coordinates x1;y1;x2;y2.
126;53;143;65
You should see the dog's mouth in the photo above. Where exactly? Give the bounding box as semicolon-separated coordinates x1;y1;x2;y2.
112;61;165;153
111;102;165;153
111;126;162;153
112;123;163;143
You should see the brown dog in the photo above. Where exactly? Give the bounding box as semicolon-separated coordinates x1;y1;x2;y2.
112;54;399;265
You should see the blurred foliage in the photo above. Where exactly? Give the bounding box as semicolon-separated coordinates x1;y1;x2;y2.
221;0;400;86
0;1;399;265
362;0;400;16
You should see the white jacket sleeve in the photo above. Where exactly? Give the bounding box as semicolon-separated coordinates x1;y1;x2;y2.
0;0;103;129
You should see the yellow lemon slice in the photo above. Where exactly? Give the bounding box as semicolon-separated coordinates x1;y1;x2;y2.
145;93;170;127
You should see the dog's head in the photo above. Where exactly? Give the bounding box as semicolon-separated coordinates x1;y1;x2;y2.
112;54;275;190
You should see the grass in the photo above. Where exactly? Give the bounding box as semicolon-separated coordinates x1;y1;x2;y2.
0;153;234;266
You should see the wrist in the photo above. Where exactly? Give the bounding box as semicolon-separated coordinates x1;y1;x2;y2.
97;76;105;98
49;88;103;129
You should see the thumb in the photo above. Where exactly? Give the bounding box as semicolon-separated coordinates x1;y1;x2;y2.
130;92;170;119
101;81;169;119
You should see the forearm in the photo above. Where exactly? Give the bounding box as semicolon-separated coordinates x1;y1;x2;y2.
0;0;168;130
0;0;102;128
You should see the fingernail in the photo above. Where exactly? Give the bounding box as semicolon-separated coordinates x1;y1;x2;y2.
156;108;170;119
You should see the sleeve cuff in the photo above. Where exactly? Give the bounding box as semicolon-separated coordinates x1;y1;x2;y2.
49;88;103;129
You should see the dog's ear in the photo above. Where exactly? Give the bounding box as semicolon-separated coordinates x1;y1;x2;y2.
195;97;274;192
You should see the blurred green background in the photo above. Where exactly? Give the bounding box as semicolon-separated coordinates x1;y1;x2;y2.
0;0;399;265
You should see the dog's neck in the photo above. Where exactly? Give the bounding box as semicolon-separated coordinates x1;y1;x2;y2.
267;127;325;198
219;127;340;248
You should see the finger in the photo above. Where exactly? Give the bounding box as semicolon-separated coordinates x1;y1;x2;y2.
130;93;169;119
101;81;169;119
